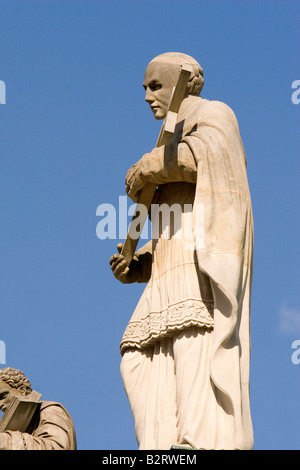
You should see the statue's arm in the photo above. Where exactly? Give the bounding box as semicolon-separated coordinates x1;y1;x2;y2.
0;429;68;450
126;142;197;202
142;143;197;184
0;431;15;450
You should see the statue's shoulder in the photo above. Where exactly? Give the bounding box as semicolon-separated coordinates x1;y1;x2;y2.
184;96;234;116
40;400;63;408
181;97;238;133
40;400;72;419
201;99;235;117
198;99;239;129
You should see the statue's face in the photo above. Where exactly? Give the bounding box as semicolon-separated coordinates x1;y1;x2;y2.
143;61;180;120
0;380;25;413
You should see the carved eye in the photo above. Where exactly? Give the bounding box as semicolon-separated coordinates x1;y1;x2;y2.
149;83;162;92
143;82;162;92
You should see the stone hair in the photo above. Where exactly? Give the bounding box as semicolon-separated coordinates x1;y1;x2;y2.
0;367;32;395
149;52;204;96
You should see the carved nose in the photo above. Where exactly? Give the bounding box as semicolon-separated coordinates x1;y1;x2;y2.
145;88;154;104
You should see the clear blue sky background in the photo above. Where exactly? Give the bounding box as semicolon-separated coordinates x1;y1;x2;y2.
0;0;299;450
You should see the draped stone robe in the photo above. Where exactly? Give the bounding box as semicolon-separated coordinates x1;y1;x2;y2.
120;95;254;450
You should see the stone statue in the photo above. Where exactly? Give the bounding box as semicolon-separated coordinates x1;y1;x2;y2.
0;367;76;450
109;52;254;450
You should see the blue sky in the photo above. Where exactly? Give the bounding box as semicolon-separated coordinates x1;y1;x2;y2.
0;0;299;450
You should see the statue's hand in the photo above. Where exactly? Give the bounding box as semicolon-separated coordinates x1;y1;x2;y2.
125;148;167;201
125;158;147;202
109;243;141;284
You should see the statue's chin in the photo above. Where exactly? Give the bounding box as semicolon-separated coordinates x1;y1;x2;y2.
153;111;165;120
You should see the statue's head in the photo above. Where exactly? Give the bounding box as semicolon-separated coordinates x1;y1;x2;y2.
143;52;204;120
0;368;32;413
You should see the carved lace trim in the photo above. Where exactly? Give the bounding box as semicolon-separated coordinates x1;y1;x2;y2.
120;299;214;353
